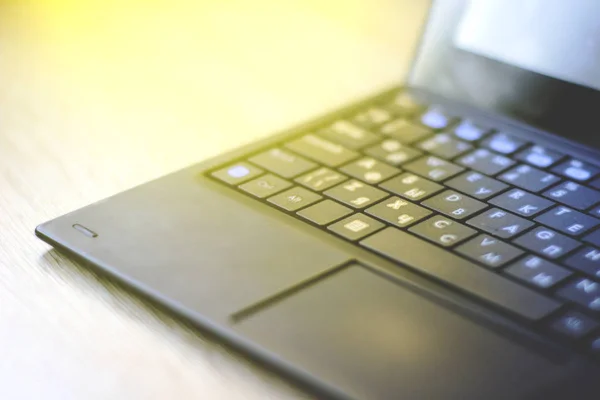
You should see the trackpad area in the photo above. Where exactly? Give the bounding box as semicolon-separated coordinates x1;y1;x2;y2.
234;264;564;400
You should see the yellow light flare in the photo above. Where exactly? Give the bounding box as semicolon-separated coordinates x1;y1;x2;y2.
0;1;426;184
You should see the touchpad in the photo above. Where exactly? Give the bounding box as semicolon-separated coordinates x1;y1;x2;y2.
234;264;564;400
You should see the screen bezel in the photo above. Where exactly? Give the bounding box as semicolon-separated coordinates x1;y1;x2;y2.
408;0;600;149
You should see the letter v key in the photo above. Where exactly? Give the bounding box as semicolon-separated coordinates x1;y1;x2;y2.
481;237;497;246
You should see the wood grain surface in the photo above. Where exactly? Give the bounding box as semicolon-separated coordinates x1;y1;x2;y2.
0;1;428;398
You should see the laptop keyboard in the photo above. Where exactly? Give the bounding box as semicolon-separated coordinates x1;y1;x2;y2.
209;90;600;357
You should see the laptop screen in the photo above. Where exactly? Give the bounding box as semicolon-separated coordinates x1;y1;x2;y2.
410;0;600;149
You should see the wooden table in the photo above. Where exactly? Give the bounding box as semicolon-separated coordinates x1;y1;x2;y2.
0;1;428;398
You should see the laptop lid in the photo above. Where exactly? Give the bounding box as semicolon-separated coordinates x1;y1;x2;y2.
409;0;600;149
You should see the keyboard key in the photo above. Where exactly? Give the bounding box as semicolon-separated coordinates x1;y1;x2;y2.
366;197;432;228
456;235;524;268
249;148;316;178
417;133;473;159
295;168;347;192
409;215;477;247
505;256;572;289
327;213;385;241
584;230;600;247
422;190;487;220
557;278;600;313
467;208;534;239
352;107;393;129
404;156;464;182
590;205;600;219
384;92;424;116
590;336;600;356
379;173;443;201
239;174;292;198
515;145;564;168
550;311;598;340
340;157;401;184
419;107;456;130
457;149;515;175
211;162;264;185
320;120;380;149
297;200;352;225
481;133;528;155
565;247;600;279
324;180;388;209
543;181;600;211
445;172;508;200
380;119;432;144
267;186;322;212
590;177;600;190
513;227;581;259
360;228;561;320
498;164;560;192
285;134;358;167
489;189;554;217
552;159;600;182
365;139;422;166
535;206;600;236
452;120;491;142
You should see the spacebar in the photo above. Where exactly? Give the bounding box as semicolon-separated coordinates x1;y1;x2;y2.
360;228;562;321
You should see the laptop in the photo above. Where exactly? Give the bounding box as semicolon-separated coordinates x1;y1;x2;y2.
36;1;600;399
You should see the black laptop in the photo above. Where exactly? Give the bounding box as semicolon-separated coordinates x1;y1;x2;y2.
36;1;600;399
